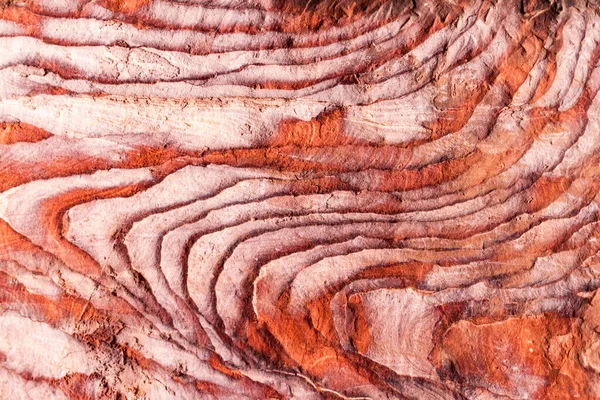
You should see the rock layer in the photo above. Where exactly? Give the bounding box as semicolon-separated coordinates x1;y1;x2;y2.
1;0;600;398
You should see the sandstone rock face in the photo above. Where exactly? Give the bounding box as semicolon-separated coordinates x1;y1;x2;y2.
1;0;600;398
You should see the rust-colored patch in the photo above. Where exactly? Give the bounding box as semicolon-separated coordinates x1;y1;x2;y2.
343;152;478;192
356;262;434;285
0;122;53;145
522;175;572;214
255;291;392;398
440;314;573;398
495;34;543;94
347;294;371;354
271;107;360;148
53;372;108;400
271;0;411;33
97;0;152;14
0;4;41;35
243;320;298;369
306;295;339;345
0;144;195;193
0;218;40;255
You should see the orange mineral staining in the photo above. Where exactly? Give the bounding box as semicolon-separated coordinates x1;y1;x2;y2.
2;0;600;398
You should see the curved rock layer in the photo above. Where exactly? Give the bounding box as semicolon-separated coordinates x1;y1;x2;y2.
2;0;600;398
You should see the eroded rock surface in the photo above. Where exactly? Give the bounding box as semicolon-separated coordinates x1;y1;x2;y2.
1;0;600;398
